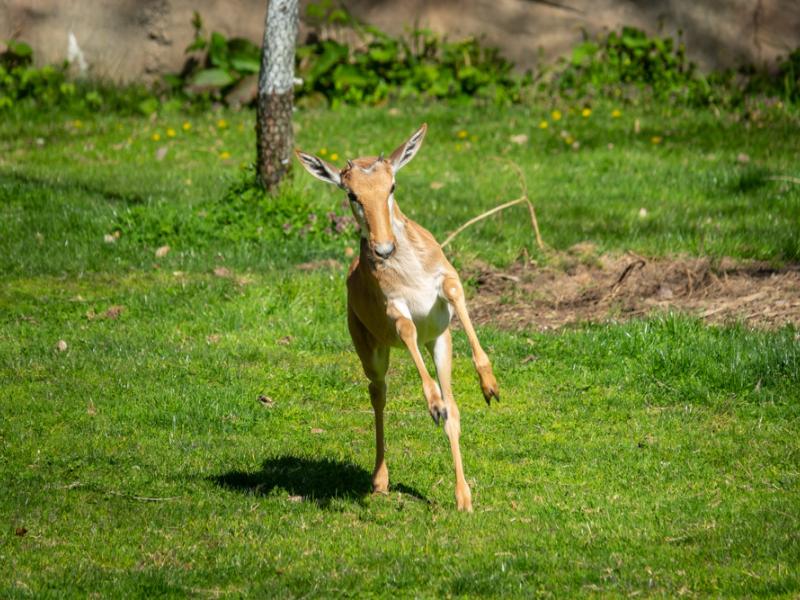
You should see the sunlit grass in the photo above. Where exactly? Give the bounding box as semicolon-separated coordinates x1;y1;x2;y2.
0;101;798;596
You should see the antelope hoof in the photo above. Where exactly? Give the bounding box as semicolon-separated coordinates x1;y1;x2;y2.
456;486;473;512
372;464;389;494
430;404;448;426
424;382;447;425
481;376;500;405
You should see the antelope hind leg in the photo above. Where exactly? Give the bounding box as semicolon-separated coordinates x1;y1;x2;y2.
348;307;390;493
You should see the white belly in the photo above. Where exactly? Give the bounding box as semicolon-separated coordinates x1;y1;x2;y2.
390;276;452;345
410;289;452;344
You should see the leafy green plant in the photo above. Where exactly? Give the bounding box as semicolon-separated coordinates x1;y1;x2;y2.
115;167;357;247
554;27;715;104
295;26;528;107
169;8;530;107
554;27;800;107
165;12;261;103
4;18;800;115
0;41;70;110
0;39;166;114
778;48;800;102
742;47;800;104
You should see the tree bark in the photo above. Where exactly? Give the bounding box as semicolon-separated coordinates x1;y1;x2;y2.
256;0;299;192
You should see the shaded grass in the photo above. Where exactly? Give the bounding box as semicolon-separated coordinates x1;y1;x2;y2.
0;102;798;596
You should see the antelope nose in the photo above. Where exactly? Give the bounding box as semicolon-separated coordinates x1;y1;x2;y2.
374;242;395;259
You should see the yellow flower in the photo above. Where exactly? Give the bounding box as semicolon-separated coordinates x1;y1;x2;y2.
457;130;468;139
330;153;339;161
581;108;592;117
611;109;622;118
72;119;82;128
551;110;562;121
650;136;663;145
217;119;228;129
319;148;328;156
538;120;549;129
151;133;161;141
219;151;231;160
564;135;575;145
166;128;176;138
182;121;192;131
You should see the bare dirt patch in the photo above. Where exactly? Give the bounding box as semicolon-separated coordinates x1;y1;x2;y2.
466;247;800;331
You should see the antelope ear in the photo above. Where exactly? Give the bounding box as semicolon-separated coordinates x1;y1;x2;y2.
389;123;427;173
295;150;342;187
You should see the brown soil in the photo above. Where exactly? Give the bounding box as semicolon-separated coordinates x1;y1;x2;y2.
466;246;800;331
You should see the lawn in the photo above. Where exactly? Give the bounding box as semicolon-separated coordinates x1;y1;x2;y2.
1;101;799;597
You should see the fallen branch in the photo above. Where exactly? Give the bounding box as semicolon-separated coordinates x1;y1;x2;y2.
441;158;544;250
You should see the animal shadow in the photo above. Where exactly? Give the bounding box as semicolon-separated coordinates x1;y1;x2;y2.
211;455;427;507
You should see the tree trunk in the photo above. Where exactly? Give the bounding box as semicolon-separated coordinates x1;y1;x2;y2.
256;0;299;192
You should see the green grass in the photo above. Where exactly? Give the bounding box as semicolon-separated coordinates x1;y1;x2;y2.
1;101;799;597
2;101;798;276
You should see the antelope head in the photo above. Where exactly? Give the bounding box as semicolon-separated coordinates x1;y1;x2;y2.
295;124;428;261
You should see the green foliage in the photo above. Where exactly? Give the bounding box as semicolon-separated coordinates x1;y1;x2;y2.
115;167;357;247
170;8;529;107
554;26;800;107
0;39;166;114
0;41;72;110
4;17;800;114
295;26;528;107
555;27;712;104
743;47;800;104
778;48;800;102
171;12;261;103
305;0;353;27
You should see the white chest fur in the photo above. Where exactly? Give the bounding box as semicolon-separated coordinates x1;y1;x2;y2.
383;232;453;345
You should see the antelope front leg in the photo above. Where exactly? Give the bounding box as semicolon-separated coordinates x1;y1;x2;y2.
443;275;500;404
387;301;447;425
427;329;473;512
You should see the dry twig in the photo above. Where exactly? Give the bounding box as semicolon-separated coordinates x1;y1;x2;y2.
441;157;544;250
604;259;646;302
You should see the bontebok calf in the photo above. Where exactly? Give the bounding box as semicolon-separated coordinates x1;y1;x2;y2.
295;124;499;511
